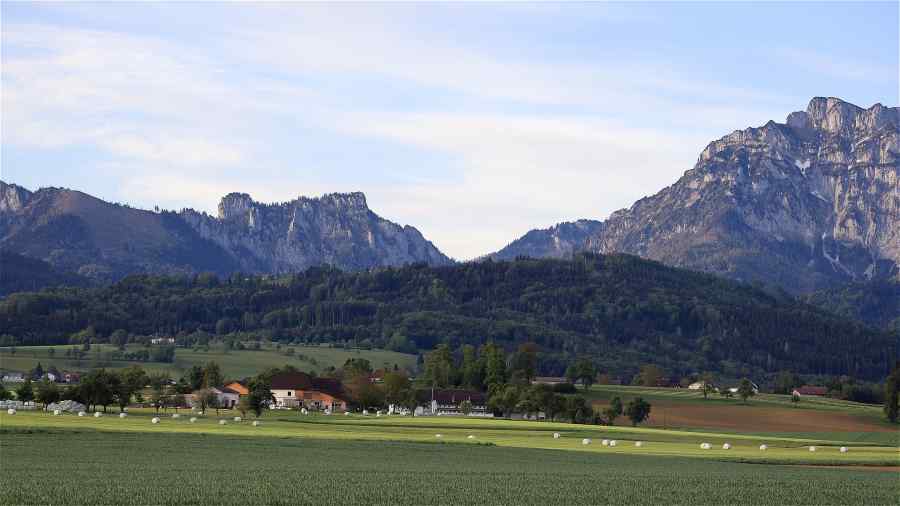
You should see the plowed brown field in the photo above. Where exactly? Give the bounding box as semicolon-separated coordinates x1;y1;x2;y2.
594;401;894;433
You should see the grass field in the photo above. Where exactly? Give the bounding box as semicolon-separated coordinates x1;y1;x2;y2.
0;343;416;378
1;410;898;505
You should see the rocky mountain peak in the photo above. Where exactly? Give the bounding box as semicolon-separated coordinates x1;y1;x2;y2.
0;181;33;214
217;192;257;221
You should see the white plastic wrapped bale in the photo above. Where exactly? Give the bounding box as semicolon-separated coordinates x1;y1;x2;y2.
376;413;381;417
759;444;767;451
553;433;560;439
582;438;591;445
467;435;475;439
301;408;308;415
78;411;86;417
53;410;61;416
362;409;369;416
634;441;643;448
119;413;127;418
172;413;180;419
344;412;351;416
700;443;711;450
435;434;443;439
189;417;197;423
151;417;160;424
809;446;816;452
233;416;241;422
601;439;609;446
252;421;261;427
94;412;102;418
609;440;617;447
219;420;227;425
722;443;731;450
840;447;848;453
6;408;15;415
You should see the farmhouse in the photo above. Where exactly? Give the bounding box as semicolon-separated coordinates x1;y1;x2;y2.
727;381;759;394
793;385;828;397
270;372;348;412
150;337;175;345
224;381;249;396
212;386;241;408
414;389;490;417
1;372;24;383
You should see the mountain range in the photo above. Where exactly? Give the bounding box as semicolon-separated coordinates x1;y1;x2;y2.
494;97;899;294
2;97;897;298
0;183;449;285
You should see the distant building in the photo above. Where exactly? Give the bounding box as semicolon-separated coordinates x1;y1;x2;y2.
792;385;827;397
1;372;24;383
224;381;249;396
270;372;348;412
414;389;490;417
150;337;175;345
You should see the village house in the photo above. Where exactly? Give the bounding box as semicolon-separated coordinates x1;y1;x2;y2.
413;389;491;417
270;372;348;412
1;372;24;383
793;385;828;397
150;337;175;345
224;381;249;396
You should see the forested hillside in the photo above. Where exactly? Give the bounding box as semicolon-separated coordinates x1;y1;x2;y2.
805;280;900;332
1;253;895;380
0;251;90;296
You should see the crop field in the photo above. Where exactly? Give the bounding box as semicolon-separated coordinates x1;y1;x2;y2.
0;343;416;378
583;385;895;439
1;414;898;506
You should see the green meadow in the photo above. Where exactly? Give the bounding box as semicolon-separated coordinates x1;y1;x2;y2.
0;343;416;378
1;409;898;505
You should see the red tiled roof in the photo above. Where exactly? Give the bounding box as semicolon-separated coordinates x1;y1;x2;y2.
310;377;343;396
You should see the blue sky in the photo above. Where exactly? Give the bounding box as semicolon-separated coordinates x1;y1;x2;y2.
2;2;897;259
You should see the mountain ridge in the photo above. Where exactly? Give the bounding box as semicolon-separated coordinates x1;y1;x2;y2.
0;182;452;281
492;97;899;294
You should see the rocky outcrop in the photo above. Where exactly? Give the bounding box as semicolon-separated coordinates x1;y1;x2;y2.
584;97;899;293
0;184;452;282
179;191;452;273
489;220;604;261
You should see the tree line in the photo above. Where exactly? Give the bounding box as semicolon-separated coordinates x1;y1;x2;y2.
1;253;896;381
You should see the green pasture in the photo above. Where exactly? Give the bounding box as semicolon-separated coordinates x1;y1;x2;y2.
1;418;898;506
583;384;884;415
0;343;416;378
2;409;896;466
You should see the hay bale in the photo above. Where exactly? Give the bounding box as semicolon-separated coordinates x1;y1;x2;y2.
219;419;227;425
839;446;848;453
94;412;102;418
601;439;609;446
582;438;591;445
344;412;351;416
759;444;767;451
634;441;643;447
722;443;731;450
362;409;369;416
172;413;180;419
78;411;86;417
808;446;816;452
435;434;443;438
301;408;308;415
252;420;260;427
189;417;197;423
119;413;127;418
151;417;160;424
700;443;711;450
609;440;617;447
233;416;241;422
553;432;560;439
6;408;15;415
53;409;61;416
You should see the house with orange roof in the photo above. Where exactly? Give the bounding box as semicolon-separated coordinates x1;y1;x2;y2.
270;372;348;412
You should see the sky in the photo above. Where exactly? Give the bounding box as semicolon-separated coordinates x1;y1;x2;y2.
2;2;898;260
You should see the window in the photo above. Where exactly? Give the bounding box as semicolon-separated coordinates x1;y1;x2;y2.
287;391;292;396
